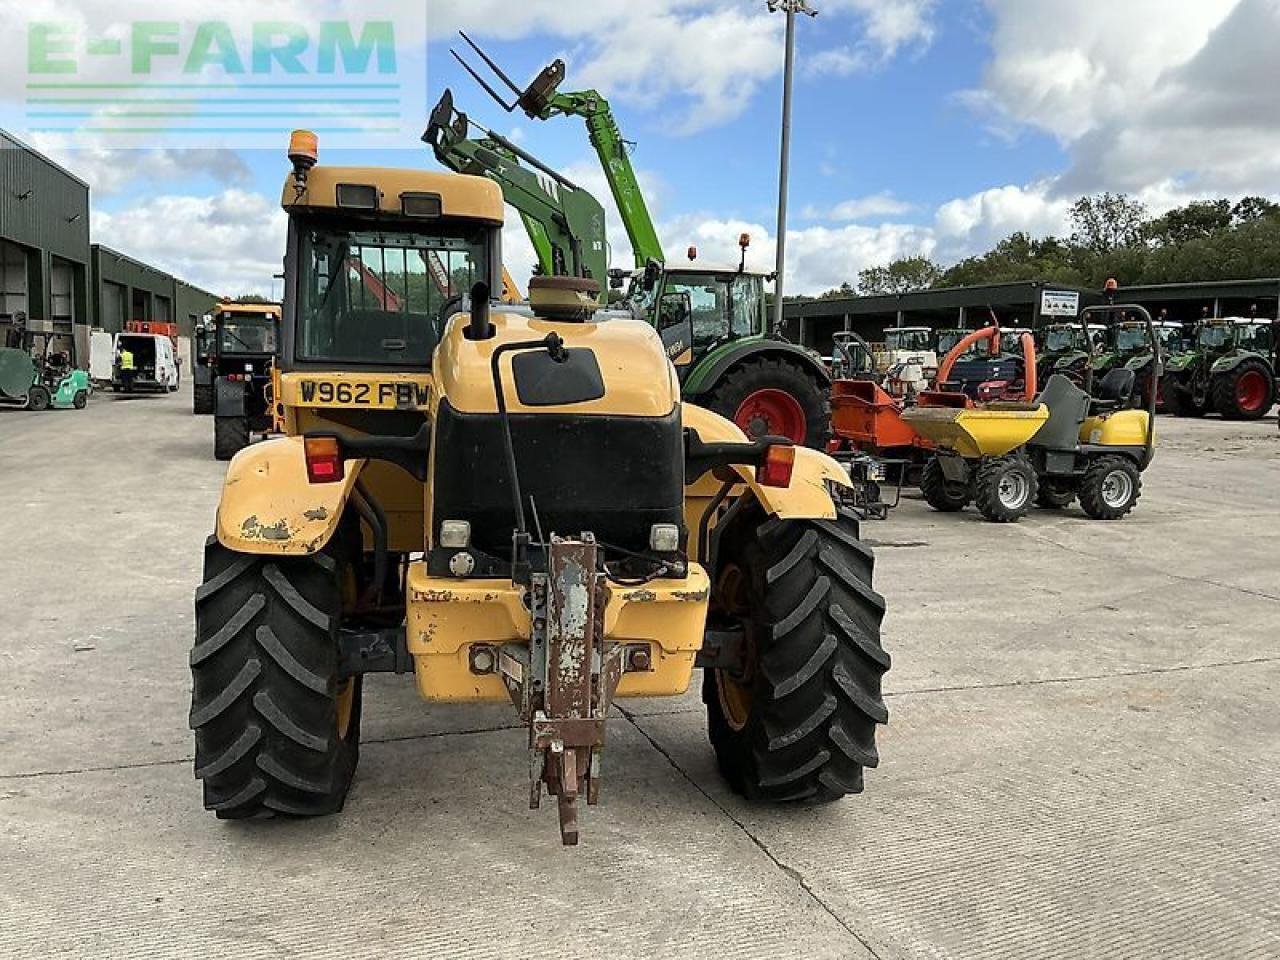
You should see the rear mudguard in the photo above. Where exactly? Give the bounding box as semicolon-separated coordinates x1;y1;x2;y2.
215;436;366;556
1210;350;1267;375
683;402;849;521
1164;353;1199;374
682;339;831;398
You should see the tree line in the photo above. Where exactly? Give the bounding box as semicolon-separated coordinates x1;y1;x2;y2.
796;194;1280;300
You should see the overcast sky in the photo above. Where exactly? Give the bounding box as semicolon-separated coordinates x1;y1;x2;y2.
4;0;1278;297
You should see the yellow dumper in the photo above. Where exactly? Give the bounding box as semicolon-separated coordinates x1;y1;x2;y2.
904;305;1161;523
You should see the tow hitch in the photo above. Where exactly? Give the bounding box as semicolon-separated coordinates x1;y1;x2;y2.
495;535;625;844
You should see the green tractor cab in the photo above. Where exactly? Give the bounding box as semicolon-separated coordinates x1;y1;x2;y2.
1038;323;1107;385
0;324;90;412
1165;318;1276;420
624;261;831;447
1121;321;1185;410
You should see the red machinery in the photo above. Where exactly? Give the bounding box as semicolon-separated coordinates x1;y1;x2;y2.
830;326;1037;459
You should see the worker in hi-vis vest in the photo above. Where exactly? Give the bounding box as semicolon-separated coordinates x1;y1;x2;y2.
118;346;136;392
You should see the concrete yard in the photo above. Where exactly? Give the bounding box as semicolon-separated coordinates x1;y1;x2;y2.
1;386;1277;960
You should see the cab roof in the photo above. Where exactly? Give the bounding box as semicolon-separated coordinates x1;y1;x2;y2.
218;302;281;318
282;166;504;224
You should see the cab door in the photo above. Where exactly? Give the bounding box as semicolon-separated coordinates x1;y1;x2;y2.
657;290;695;378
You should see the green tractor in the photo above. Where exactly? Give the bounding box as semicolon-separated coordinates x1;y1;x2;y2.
1116;320;1186;410
450;35;831;447
0;319;90;412
1036;323;1107;385
1165;317;1277;420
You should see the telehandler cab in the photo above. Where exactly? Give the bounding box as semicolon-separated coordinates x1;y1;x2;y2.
189;133;890;845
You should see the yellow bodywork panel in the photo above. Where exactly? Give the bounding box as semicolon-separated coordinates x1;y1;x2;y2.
283;166;503;224
406;563;711;701
681;403;850;550
1081;409;1152;447
435;311;680;417
216;436;365;556
901;405;1049;459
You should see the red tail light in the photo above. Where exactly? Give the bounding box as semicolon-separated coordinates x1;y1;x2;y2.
304;436;343;484
756;444;796;488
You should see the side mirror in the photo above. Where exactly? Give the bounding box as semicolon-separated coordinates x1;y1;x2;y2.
642;258;662;292
608;268;628;291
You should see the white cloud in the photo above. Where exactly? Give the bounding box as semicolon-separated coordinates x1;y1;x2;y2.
932;182;1072;258
575;7;785;134
27;136;251;196
91;189;286;295
825;0;937;59
967;0;1280;198
808;192;915;221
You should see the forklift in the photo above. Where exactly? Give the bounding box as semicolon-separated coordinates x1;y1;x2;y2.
0;316;90;411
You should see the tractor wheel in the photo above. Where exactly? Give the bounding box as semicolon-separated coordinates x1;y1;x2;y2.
704;357;830;449
973;456;1037;523
1035;481;1076;509
190;538;362;819
920;457;970;512
27;385;51;411
72;390;88;410
703;507;889;804
214;415;250;461
1078;456;1142;521
1211;360;1275;421
193;384;215;415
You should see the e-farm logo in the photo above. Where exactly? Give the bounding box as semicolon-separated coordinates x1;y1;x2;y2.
19;6;425;148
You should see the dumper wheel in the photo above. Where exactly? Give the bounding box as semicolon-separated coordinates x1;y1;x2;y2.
705;357;830;449
920;457;970;512
193;384;214;415
973;456;1036;523
1211;360;1275;421
1078;456;1142;521
214;415;250;461
703;507;889;803
190;537;362;819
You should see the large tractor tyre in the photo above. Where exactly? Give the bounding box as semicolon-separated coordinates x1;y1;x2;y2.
920;457;970;512
1078;456;1142;521
1211;360;1275;421
704;508;890;804
1166;383;1207;418
193;384;215;415
704;357;831;449
27;385;51;411
973;456;1037;524
190;539;362;819
214;415;251;461
1035;481;1076;510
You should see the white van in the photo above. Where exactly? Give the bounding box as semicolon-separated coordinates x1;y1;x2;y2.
112;332;180;393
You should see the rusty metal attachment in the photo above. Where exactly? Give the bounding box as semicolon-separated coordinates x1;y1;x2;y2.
496;534;625;845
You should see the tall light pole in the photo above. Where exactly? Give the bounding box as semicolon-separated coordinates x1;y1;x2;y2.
768;0;817;336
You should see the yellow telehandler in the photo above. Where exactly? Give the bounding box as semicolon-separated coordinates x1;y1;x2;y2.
189;132;890;843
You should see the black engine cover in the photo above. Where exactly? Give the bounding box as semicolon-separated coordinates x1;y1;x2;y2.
431;401;684;555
